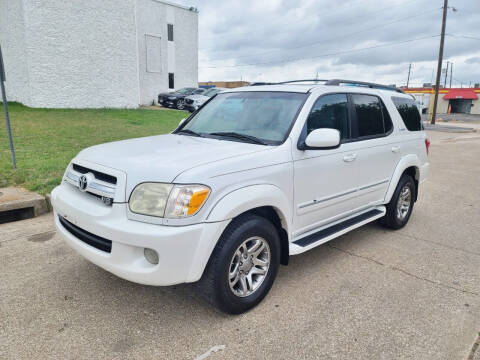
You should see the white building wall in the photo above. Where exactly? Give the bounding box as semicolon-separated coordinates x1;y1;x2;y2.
0;0;30;104
135;0;198;105
173;4;198;92
0;0;197;108
23;0;140;108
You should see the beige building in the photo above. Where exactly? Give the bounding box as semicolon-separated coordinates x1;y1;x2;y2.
404;87;480;115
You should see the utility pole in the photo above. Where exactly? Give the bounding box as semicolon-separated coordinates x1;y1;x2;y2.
449;63;453;88
431;0;448;125
0;45;16;169
444;61;449;88
406;63;412;88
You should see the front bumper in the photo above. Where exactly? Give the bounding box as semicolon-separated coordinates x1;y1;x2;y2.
185;104;198;112
51;183;229;286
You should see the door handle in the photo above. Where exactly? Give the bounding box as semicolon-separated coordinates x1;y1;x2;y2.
391;146;400;153
343;153;357;162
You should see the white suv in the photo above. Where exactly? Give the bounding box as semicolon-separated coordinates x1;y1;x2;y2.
51;79;430;314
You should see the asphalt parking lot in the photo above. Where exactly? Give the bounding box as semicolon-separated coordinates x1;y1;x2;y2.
1;128;480;360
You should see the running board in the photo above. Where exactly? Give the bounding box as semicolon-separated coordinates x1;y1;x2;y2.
289;207;386;255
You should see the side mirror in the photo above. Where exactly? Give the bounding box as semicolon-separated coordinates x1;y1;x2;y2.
304;128;340;149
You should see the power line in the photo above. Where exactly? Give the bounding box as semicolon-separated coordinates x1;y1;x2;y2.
200;35;441;69
205;7;440;63
200;0;423;42
446;34;480;41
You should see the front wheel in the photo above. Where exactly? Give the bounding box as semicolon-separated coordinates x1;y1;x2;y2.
380;174;415;229
176;99;185;110
196;214;280;314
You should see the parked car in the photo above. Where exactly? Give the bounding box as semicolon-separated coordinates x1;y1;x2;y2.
184;87;227;112
157;88;206;110
51;79;429;314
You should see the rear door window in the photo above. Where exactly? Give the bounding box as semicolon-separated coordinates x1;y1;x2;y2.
392;97;422;131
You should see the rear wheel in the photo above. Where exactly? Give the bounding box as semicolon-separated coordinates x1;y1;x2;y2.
380;174;415;229
196;214;280;314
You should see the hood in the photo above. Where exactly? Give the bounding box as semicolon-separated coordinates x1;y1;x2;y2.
75;134;268;193
158;91;175;97
159;93;185;99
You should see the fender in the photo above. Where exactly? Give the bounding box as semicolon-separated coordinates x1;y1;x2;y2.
206;184;292;235
384;154;420;203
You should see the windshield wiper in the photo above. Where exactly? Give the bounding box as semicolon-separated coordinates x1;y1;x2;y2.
208;132;267;145
176;129;203;137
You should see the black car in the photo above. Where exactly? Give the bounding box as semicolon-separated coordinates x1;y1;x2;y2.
157;88;206;110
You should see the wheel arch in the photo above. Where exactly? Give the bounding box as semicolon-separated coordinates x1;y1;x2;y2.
385;155;420;203
206;184;292;265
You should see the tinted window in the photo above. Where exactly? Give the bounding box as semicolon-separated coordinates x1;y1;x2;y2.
167;24;174;41
382;101;393;133
392;97;422;131
352;94;384;137
168;73;174;89
306;94;349;139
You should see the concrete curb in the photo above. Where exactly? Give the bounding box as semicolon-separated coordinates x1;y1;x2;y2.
423;123;476;133
468;333;480;360
0;187;49;223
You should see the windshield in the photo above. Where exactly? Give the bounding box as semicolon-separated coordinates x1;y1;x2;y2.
174;88;194;95
179;91;307;145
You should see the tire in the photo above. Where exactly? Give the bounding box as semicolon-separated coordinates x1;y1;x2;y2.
176;99;185;110
196;214;280;314
380;174;415;230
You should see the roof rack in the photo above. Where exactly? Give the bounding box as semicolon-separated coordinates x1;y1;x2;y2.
271;79;404;94
276;79;328;85
324;79;404;93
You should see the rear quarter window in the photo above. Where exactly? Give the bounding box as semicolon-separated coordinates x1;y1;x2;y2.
392;96;422;131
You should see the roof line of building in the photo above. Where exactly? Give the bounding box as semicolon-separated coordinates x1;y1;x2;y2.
404;88;480;93
148;0;198;12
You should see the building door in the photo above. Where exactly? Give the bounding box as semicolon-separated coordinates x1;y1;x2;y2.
450;99;472;114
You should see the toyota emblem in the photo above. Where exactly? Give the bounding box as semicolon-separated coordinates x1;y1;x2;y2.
78;175;88;192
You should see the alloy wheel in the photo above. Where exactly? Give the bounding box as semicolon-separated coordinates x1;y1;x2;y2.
228;236;270;297
396;185;411;220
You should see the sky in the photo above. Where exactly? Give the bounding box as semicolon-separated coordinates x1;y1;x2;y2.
174;0;480;87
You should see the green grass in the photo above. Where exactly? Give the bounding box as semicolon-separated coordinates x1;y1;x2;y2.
0;103;184;194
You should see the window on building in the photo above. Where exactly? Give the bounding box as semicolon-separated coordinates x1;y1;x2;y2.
168;73;174;89
352;94;385;137
306;94;349;139
167;24;174;41
391;96;422;131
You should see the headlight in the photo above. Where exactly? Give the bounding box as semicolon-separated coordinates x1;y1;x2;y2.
129;183;210;218
129;183;173;217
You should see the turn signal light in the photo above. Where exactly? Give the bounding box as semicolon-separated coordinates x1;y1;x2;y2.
425;138;430;155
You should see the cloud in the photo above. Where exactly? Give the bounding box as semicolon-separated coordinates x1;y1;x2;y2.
466;56;480;64
174;0;480;86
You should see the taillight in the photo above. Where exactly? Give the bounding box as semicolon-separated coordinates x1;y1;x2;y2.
425;138;430;155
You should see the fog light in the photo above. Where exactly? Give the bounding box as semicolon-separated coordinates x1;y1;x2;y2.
144;248;159;265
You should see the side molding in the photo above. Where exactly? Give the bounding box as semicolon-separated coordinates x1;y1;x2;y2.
384;154;420;203
206;184;291;234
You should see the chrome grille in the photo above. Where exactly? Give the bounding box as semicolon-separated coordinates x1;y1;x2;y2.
65;164;116;204
72;163;116;184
